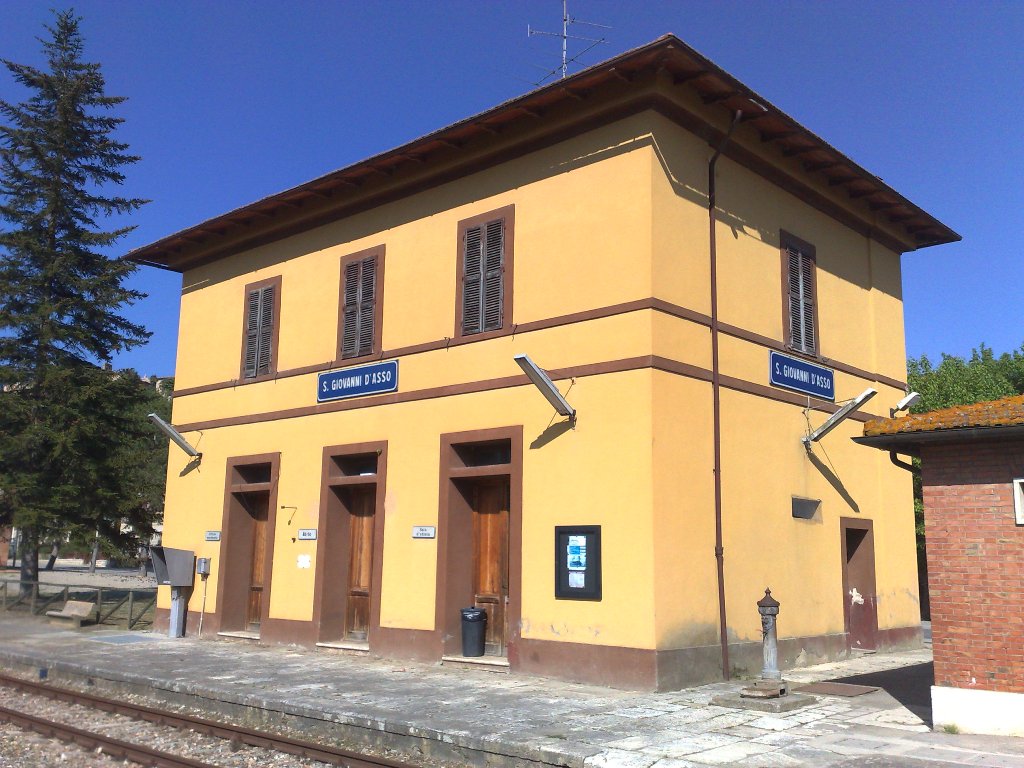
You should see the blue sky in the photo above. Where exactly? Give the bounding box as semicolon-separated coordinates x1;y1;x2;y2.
2;1;1021;376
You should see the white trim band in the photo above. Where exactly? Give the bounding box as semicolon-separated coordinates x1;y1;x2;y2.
932;685;1024;736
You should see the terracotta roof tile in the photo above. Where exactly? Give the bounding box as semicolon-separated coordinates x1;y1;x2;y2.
863;394;1024;437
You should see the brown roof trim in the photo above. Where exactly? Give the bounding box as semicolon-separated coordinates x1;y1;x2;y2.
647;96;912;256
127;35;958;273
854;424;1024;456
171;296;906;399
172;351;882;434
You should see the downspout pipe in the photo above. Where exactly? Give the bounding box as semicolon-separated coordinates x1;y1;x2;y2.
890;451;918;474
709;110;744;681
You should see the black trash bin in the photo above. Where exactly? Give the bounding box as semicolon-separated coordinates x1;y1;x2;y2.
460;607;487;657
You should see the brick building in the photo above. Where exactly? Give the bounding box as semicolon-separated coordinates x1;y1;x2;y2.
857;395;1024;736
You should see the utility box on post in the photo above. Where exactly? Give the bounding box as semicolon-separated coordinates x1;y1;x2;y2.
150;546;195;638
151;546;196;587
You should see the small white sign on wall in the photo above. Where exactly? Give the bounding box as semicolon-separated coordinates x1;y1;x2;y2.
412;526;436;539
204;531;221;542
297;528;317;541
1014;479;1024;526
297;554;311;569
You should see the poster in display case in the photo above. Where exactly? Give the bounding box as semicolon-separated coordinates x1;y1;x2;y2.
555;525;601;600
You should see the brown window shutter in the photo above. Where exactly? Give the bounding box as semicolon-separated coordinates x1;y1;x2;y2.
787;246;815;353
799;254;815;352
341;260;360;358
462;224;484;335
341;255;377;359
482;219;504;331
357;255;376;356
256;284;275;375
787;247;803;350
243;288;261;378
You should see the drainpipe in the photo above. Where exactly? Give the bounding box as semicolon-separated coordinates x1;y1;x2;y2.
890;451;918;474
709;110;743;681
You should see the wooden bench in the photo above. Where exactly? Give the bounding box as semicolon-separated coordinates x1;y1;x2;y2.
46;600;96;628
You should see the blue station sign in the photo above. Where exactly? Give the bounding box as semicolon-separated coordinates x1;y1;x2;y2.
769;351;834;401
318;360;398;403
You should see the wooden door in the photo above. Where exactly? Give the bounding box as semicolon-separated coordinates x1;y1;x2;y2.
843;523;878;650
246;493;270;631
344;486;375;641
472;479;509;656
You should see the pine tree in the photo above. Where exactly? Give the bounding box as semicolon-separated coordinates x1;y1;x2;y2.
0;11;151;586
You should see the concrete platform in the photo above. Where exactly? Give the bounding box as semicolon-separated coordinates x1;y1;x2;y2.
0;616;1023;768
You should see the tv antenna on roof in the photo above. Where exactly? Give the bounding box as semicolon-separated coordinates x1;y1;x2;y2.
528;0;610;84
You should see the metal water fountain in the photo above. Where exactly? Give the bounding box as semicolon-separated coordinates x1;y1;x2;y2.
711;588;816;712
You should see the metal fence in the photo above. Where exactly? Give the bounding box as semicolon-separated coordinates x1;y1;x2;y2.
0;580;156;630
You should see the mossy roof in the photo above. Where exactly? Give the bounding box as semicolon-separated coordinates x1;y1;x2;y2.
863;394;1024;438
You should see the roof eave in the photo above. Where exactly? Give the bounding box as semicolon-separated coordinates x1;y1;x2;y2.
125;34;959;272
855;424;1024;456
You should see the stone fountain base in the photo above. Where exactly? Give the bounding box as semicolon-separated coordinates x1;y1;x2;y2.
711;678;816;712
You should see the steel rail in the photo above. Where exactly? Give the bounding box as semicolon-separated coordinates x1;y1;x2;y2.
0;672;416;768
0;702;216;768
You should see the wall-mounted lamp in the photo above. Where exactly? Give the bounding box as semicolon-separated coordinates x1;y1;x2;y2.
513;353;576;426
148;413;202;460
802;388;876;445
890;391;922;418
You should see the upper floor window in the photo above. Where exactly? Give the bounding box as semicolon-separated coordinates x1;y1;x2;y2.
781;231;818;356
241;276;281;380
339;246;384;360
456;205;514;337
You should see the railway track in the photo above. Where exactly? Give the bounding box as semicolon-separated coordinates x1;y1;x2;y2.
0;671;419;768
0;701;214;767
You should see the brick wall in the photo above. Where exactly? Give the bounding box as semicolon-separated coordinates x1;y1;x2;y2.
922;440;1024;693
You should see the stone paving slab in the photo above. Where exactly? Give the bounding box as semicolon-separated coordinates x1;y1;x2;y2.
0;616;1021;767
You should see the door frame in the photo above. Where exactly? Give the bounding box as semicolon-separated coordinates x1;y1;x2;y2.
839;516;878;650
435;426;523;659
216;453;281;634
312;441;388;645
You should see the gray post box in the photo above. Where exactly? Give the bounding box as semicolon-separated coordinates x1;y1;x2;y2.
150;547;195;638
150;546;196;587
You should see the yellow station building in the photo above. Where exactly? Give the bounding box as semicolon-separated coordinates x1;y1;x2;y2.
130;36;958;690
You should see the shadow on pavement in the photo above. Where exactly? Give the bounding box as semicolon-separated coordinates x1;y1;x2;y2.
829;661;934;726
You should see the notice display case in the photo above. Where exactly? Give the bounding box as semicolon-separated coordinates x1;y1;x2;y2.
555;525;601;601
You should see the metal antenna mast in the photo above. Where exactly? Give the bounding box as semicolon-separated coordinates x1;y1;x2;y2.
561;0;568;79
528;1;610;84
